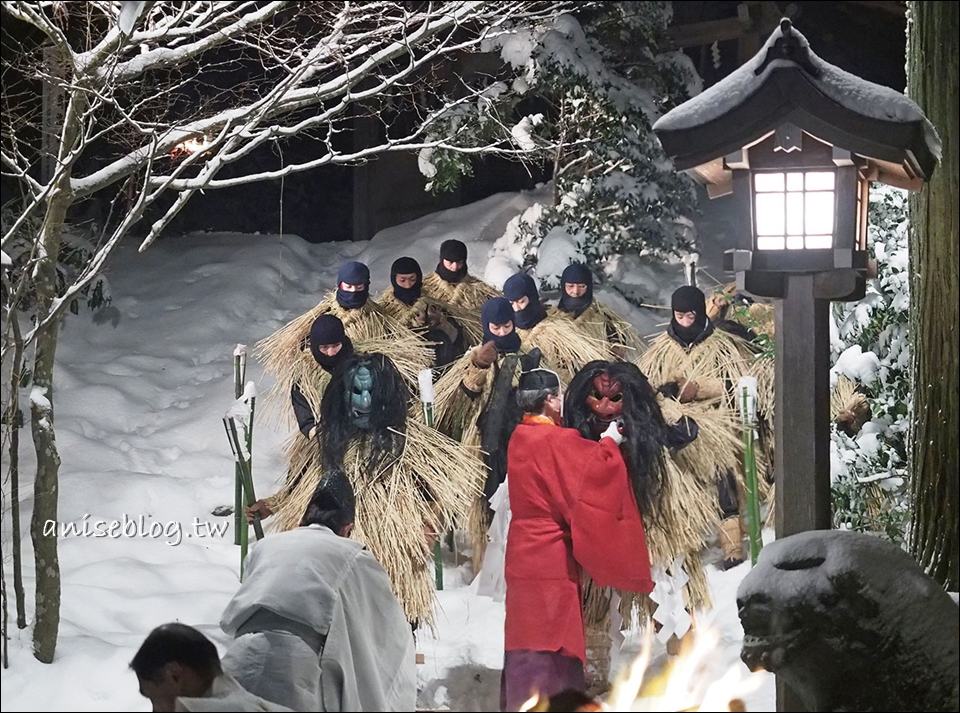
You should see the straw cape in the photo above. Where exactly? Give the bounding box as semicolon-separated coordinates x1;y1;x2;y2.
421;271;501;347
433;347;527;566
621;394;720;618
706;281;776;341
637;326;774;498
254;292;434;427
264;411;484;628
515;306;615;384
554;301;646;361
376;286;482;348
581;446;720;682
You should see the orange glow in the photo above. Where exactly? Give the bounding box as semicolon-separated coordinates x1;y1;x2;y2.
170;134;212;159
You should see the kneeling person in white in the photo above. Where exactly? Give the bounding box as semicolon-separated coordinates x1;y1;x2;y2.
220;471;416;711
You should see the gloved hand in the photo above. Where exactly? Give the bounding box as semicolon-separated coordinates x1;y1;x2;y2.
244;499;274;523
425;303;443;329
678;379;700;403
471;341;499;369
600;420;624;445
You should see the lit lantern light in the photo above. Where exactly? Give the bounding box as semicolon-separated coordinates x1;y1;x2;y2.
652;17;938;297
753;170;836;251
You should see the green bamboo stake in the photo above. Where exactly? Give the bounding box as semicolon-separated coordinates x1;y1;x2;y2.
418;368;443;591
738;376;763;566
224;411;264;581
222;418;264;541
233;347;245;545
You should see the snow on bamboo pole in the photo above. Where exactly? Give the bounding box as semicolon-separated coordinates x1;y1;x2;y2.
418;368;443;591
737;375;763;566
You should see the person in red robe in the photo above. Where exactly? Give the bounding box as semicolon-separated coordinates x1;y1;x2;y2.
501;365;654;711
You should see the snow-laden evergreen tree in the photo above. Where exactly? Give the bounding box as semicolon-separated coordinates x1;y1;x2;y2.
830;184;910;543
419;1;701;291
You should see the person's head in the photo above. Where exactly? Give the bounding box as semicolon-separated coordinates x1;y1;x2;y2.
336;261;370;309
480;297;521;353
670;285;708;343
436;239;468;283
390;256;423;306
300;469;356;537
130;623;221;712
558;262;594;316
309;314;355;373
503;273;547;329
516;366;562;423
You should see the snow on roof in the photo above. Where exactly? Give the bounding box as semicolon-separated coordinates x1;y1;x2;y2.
654;19;940;162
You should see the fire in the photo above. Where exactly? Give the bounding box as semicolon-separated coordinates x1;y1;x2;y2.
608;627;761;712
170;134;212;159
518;627;763;712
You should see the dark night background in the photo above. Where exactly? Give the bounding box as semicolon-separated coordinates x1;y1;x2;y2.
8;1;909;244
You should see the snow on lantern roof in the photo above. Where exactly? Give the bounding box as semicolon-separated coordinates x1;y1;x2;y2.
653;19;940;187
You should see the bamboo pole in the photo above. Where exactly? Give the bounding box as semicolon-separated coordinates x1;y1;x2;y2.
418;368;443;590
738;376;763;565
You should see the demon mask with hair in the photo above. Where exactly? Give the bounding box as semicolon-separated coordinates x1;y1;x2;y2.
319;352;409;476
565;360;698;519
584;372;625;439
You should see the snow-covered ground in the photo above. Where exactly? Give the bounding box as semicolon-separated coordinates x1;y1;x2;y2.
1;190;775;711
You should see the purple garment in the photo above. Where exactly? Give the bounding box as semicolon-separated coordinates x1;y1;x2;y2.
500;649;586;712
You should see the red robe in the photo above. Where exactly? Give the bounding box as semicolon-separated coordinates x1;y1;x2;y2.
504;414;654;662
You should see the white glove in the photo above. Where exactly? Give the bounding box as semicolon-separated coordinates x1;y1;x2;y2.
601;420;624;445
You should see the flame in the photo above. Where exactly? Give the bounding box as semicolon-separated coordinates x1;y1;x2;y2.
520;626;763;711
606;627;762;712
519;692;541;711
170;134;212;159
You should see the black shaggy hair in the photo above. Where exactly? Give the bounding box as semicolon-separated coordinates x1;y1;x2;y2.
563;360;668;520
319;352;409;477
130;622;221;683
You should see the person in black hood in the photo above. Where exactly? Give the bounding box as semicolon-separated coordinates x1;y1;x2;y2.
555;262;645;360
378;256;464;367
420;241;501;344
290;315;356;441
480;297;521;355
308;314;355;375
638;284;773;571
503;273;549;330
336;261;370;310
435;239;468;284
556;263;594;318
248;314;358;525
389;256;423;306
667;285;715;349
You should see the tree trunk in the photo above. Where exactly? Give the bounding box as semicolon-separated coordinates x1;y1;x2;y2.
28;74;85;663
29;206;68;663
906;0;959;590
9;310;27;628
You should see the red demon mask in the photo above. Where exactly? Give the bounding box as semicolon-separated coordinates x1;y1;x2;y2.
586;373;624;422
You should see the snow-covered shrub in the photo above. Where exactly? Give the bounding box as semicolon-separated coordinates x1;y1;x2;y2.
421;2;700;293
1;200;113;318
830;184;910;543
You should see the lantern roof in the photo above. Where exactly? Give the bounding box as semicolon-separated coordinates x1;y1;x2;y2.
653;19;940;190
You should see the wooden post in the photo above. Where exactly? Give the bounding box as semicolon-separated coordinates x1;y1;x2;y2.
773;273;832;711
